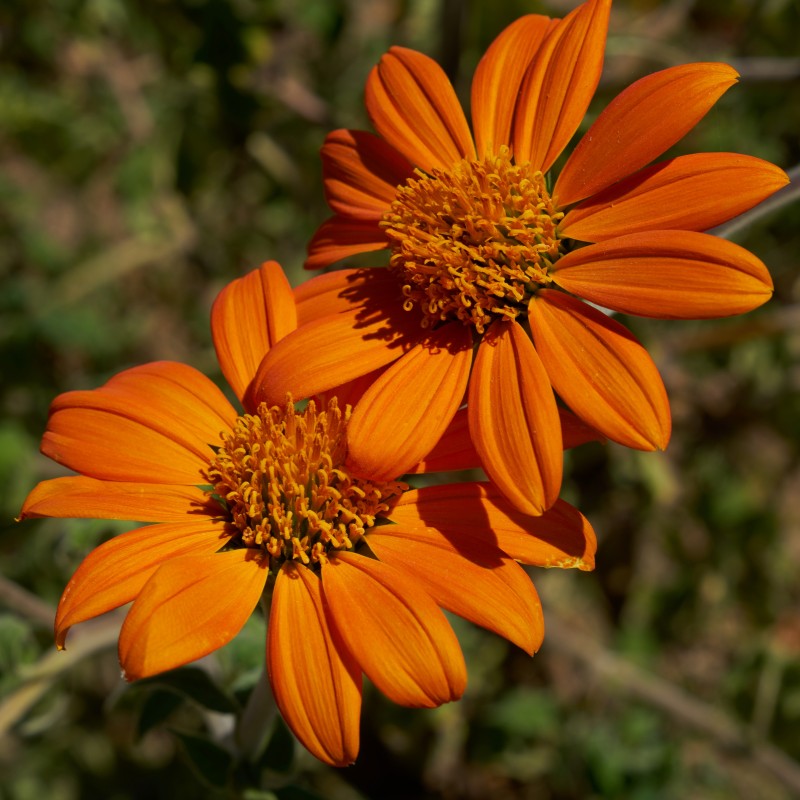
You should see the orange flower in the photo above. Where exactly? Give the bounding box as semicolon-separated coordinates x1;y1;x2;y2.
20;261;597;767
254;0;787;517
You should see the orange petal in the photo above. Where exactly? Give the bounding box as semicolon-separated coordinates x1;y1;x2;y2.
512;0;610;172
559;407;606;449
560;153;790;242
555;63;740;207
365;46;475;171
42;362;236;484
346;323;473;481
293;267;402;327
390;482;597;570
368;525;544;654
251;289;422;408
551;230;774;318
119;549;268;681
528;290;671;450
470;15;557;157
468;321;562;516
268;563;361;767
322;129;413;220
409;404;604;473
19;477;217;522
55;519;232;649
322;552;466;707
211;261;298;411
304;216;388;271
408;407;477;474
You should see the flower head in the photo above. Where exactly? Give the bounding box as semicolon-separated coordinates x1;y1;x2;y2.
254;0;787;516
20;261;596;767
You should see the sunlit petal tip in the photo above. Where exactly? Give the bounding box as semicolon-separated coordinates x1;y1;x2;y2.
269;563;361;767
389;483;598;572
20;477;218;523
54;519;232;650
529;291;671;451
551;230;775;319
556;62;741;207
322;553;467;707
41;362;236;485
118;549;268;681
560;154;792;242
371;524;545;655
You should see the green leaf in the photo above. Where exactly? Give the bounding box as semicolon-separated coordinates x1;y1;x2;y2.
141;666;240;713
173;730;234;790
485;687;559;738
275;787;330;800
136;688;184;740
257;715;295;774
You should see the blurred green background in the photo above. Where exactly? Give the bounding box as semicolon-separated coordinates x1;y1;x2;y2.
1;0;799;797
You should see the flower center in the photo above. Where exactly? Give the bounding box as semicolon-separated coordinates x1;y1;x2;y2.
206;398;405;572
381;146;564;334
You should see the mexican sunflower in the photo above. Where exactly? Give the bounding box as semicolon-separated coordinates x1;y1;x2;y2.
19;261;597;767
254;0;787;517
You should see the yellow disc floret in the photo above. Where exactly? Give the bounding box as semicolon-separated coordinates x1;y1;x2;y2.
206;398;405;572
382;146;564;334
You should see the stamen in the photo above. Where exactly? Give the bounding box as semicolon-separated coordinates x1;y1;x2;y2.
382;146;564;333
205;398;406;573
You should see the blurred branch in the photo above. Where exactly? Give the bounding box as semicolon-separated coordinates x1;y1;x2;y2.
545;614;800;796
0;574;55;628
666;304;800;353
711;163;800;240
0;612;122;738
728;57;800;83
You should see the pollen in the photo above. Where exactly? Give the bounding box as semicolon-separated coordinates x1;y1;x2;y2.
206;398;405;572
381;145;564;334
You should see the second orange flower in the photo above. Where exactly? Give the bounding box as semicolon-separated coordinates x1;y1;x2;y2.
255;0;786;516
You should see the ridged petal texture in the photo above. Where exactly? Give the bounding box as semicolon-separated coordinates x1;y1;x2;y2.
211;260;297;411
322;129;413;220
551;231;774;318
20;477;216;522
41;362;237;484
119;550;268;680
269;564;361;767
367;525;544;654
56;519;231;648
471;14;557;157
528;290;671;450
346;322;473;481
365;46;475;171
468;321;562;516
555;62;740;206
390;483;597;570
322;552;466;707
560;153;790;242
512;0;610;172
408;406;604;474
